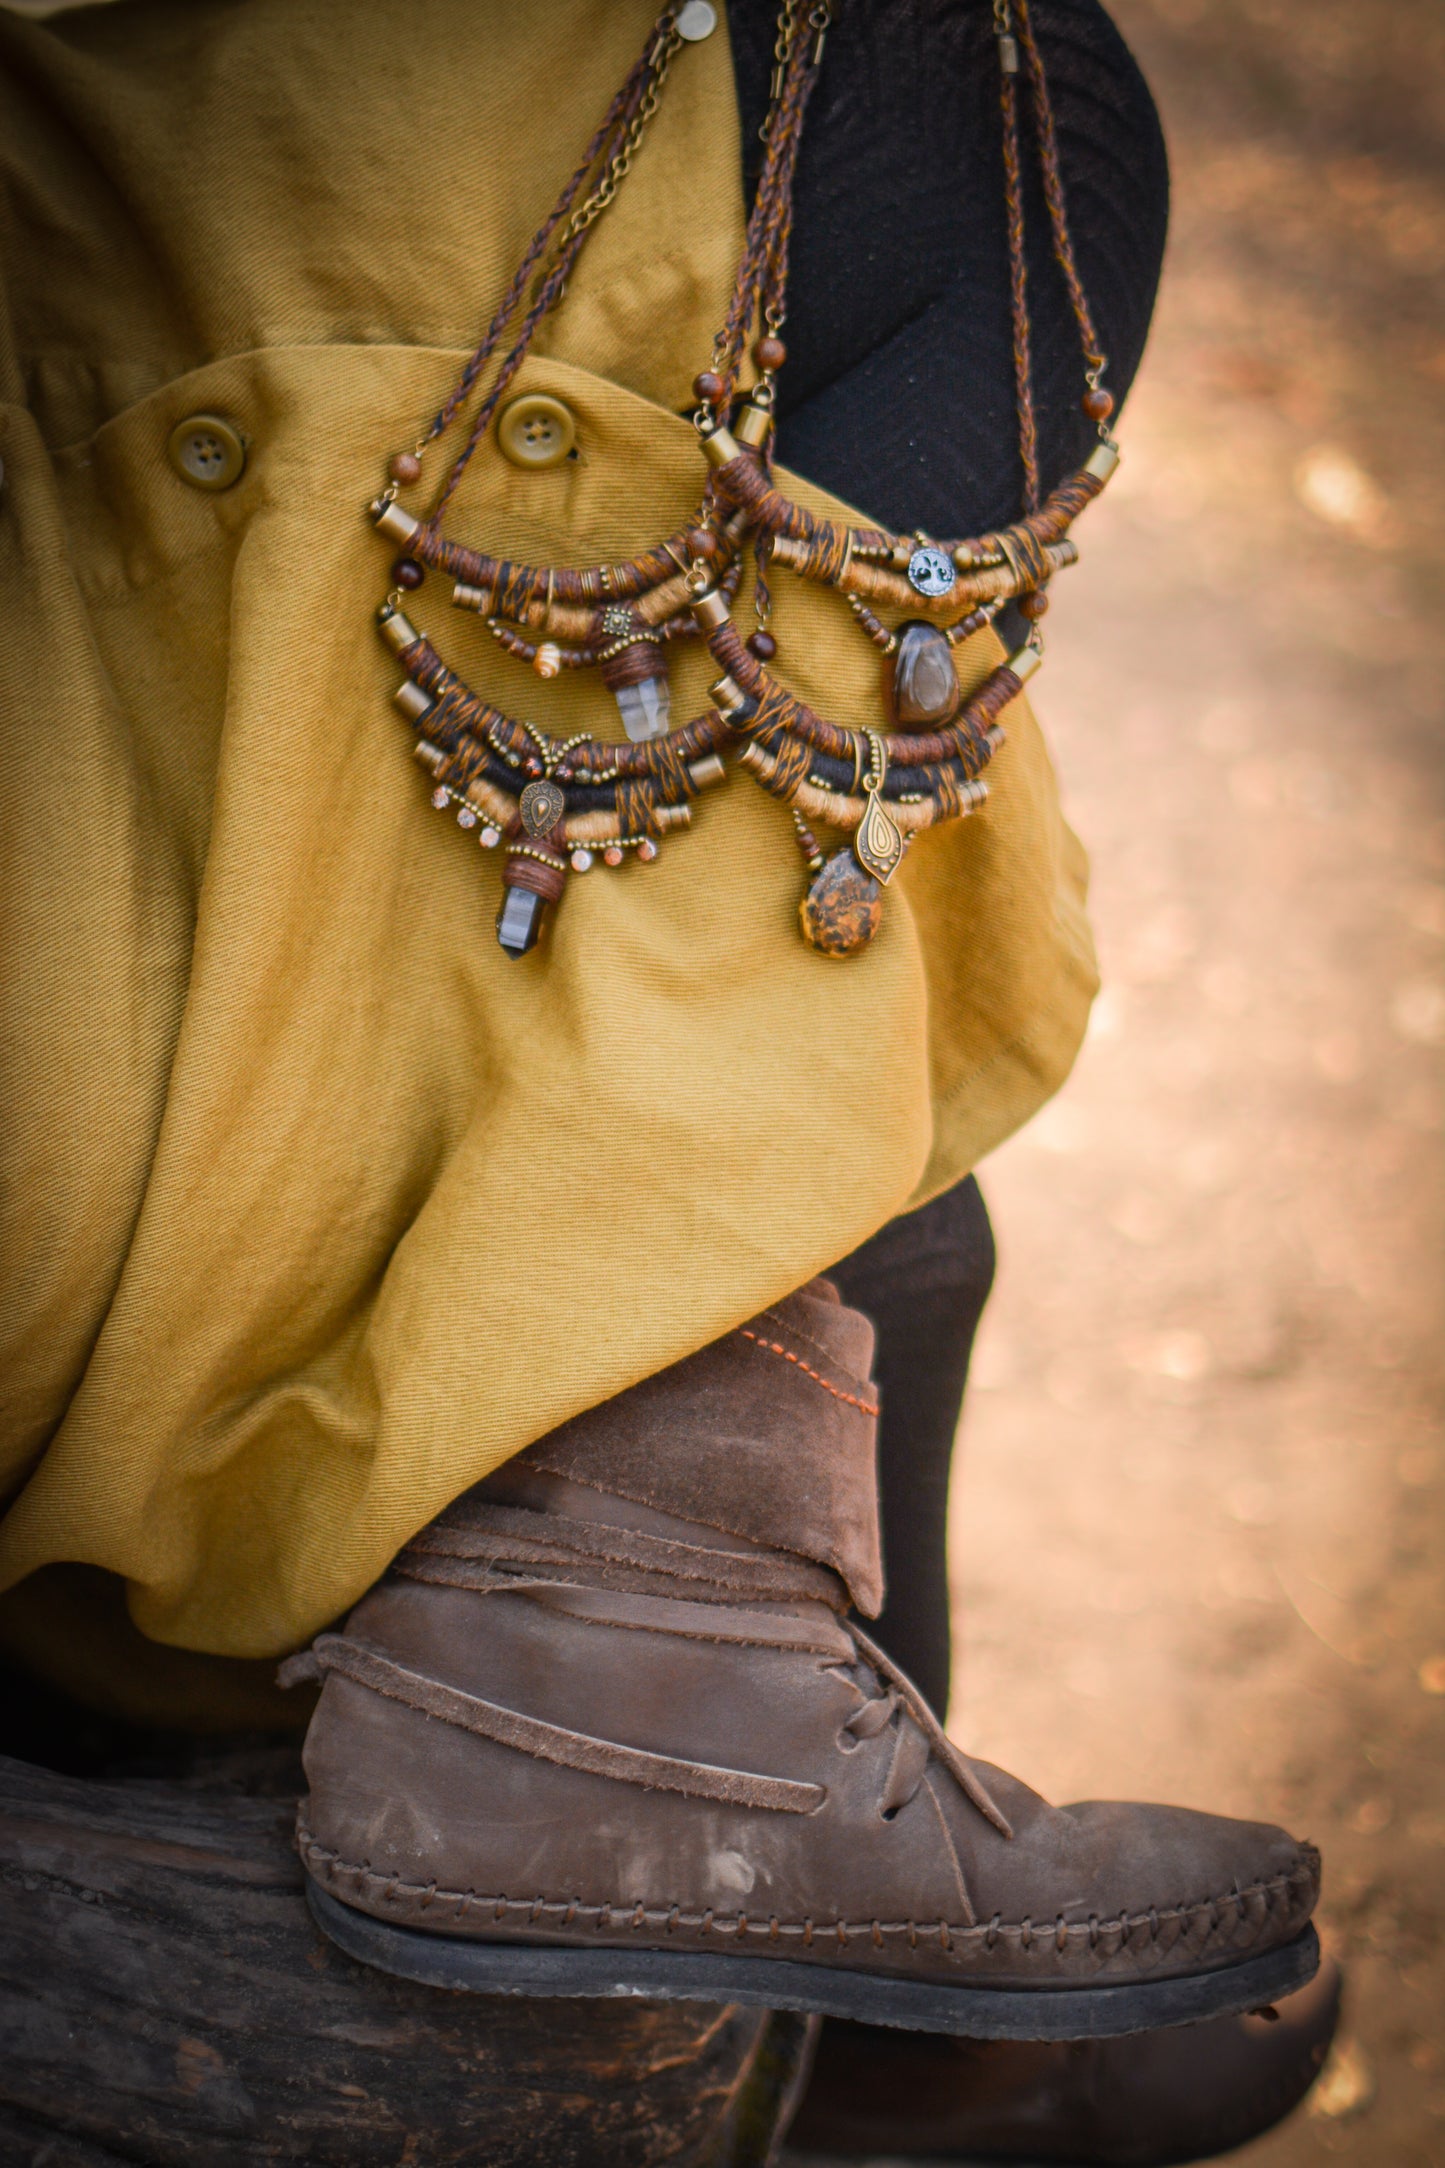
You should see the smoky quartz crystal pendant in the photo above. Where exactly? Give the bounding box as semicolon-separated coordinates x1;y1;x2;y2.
887;621;960;727
600;619;671;742
496;885;547;957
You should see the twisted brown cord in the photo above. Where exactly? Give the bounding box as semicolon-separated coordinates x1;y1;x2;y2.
1014;0;1107;377
999;56;1041;513
712;16;828;401
423;11;683;533
428;50;653;445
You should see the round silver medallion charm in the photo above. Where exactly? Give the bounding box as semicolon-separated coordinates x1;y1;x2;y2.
906;544;956;599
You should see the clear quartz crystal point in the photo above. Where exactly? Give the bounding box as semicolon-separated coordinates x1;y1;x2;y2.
614;675;671;742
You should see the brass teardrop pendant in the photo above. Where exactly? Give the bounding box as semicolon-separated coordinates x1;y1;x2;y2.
855;782;905;887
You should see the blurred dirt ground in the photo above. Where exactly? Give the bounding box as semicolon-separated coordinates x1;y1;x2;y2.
793;1;1444;2163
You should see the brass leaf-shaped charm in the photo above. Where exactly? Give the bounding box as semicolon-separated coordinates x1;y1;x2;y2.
855;785;905;886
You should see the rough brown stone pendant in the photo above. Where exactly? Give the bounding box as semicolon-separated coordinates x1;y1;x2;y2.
887;620;960;726
799;848;883;956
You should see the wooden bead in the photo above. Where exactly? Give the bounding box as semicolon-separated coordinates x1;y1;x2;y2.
747;630;777;661
1082;387;1115;423
391;556;425;590
693;370;725;404
686;526;718;561
389;451;422;485
1017;589;1050;620
754;335;787;372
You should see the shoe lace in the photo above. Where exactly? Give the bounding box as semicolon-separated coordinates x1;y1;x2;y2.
842;1625;1013;1838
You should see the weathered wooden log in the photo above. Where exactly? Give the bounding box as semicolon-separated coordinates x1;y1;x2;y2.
0;1751;813;2167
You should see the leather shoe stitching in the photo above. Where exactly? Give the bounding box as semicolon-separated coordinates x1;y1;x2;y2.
298;1827;1317;1967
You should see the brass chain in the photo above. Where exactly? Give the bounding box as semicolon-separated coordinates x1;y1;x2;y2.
564;20;686;243
766;0;800;127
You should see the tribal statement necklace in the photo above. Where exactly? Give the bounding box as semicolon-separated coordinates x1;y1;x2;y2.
369;0;1119;959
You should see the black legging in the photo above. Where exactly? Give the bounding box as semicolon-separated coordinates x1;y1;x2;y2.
828;1179;995;1715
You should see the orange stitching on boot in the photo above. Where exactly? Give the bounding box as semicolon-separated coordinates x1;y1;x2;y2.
738;1329;881;1416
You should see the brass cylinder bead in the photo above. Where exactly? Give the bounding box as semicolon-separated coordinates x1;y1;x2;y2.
652;802;693;833
452;582;492;612
767;535;808;572
372;499;421;546
412;739;446;774
393;680;435;723
691;587;732;632
686;752;728;790
377;605;420;653
1083;441;1121;485
709;674;754;722
1007;643;1043;685
700;426;745;470
733;401;774;450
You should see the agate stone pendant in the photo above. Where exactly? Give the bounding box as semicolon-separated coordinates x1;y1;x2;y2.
800;848;883;957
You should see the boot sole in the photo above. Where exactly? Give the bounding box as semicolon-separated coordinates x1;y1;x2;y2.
305;1880;1319;2041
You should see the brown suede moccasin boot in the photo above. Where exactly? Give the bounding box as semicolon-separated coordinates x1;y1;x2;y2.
286;1281;1320;2038
786;1958;1341;2161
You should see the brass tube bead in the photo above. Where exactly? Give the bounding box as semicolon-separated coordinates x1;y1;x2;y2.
393;680;435;723
733;401;774;451
700;425;745;470
377;604;421;653
371;499;422;546
691;587;733;633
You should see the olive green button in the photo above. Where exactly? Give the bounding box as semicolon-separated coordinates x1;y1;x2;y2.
167;413;248;491
496;393;577;468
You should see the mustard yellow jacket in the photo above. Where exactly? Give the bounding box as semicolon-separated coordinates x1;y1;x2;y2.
0;0;1095;1712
